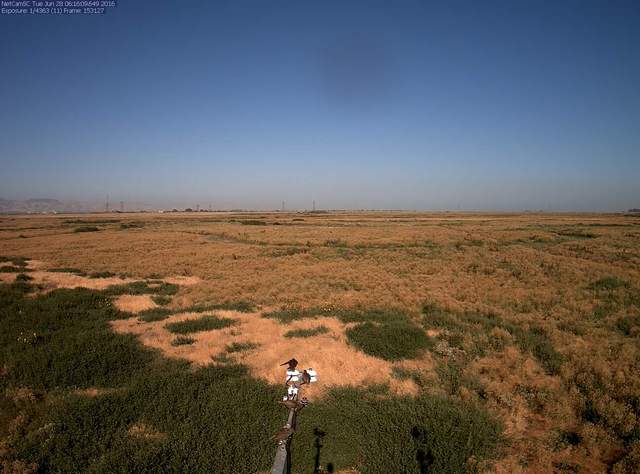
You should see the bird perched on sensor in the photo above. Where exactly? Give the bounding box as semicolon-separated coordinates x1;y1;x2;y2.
280;358;298;370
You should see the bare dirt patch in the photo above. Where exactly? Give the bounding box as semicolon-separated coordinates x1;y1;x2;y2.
112;311;422;398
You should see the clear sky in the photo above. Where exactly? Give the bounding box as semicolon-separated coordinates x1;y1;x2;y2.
1;0;639;211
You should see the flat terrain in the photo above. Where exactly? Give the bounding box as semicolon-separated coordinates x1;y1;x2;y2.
1;211;639;472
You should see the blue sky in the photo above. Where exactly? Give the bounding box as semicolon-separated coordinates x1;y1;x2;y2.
1;0;639;210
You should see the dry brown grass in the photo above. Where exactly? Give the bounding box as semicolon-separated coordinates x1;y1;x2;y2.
3;270;135;291
111;310;421;398
1;212;637;313
113;295;157;313
2;211;640;471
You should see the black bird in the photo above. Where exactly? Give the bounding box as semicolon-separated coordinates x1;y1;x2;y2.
280;358;298;371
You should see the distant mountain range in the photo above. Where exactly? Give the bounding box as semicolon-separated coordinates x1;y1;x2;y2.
0;198;167;213
0;198;101;213
1;198;637;214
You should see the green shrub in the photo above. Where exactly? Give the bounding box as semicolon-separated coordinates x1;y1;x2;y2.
103;281;179;297
269;247;310;257
210;300;256;312
211;353;232;364
324;239;348;247
294;386;502;473
0;256;28;267
264;307;434;360
225;342;260;353
65;219;119;224
263;307;410;325
589;277;629;291
120;222;145;229
0;282;503;473
0;266;24;273
391;367;428;388
89;271;116;278
151;295;172;306
436;362;465;395
346;321;431;361
515;384;554;414
239;219;267;225
12;363;282;473
284;326;329;338
74;226;100;233
336;308;410;324
422;303;464;331
511;326;563;375
556;229;596;239
164;315;236;334
48;267;86;275
421;304;563;375
558;321;586;336
16;273;33;282
171;336;195;346
177;301;256;313
616;315;640;336
138;308;175;322
0;284;152;390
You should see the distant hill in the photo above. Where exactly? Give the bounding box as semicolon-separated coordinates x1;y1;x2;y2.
0;198;100;213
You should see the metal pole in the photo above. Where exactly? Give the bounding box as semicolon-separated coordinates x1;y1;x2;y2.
271;441;288;474
271;408;296;474
271;362;316;474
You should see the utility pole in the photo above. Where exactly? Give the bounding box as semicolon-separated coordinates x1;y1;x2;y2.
105;194;109;212
209;202;212;212
196;204;200;212
312;200;316;212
